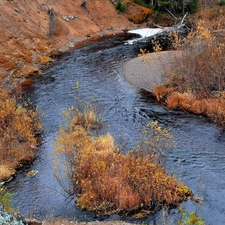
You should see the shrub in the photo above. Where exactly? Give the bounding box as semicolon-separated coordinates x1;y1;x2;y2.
115;1;128;12
0;86;42;181
218;0;225;5
169;20;225;97
186;0;200;13
178;207;205;225
152;19;225;128
54;104;192;216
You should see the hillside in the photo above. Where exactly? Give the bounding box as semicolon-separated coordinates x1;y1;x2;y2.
0;0;146;89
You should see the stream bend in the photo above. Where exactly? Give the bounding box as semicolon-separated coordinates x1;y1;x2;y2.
6;35;225;225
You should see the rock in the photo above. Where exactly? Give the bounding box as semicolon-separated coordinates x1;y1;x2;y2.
0;205;26;225
27;170;39;177
0;206;43;225
62;15;79;22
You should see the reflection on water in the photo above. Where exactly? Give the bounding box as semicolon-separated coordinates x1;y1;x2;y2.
6;36;225;225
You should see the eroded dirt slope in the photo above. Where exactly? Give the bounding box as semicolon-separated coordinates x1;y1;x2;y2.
0;0;141;88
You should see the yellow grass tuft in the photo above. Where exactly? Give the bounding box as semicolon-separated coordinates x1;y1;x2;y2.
40;56;53;65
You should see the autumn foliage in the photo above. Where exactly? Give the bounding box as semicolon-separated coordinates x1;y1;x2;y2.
54;103;191;216
153;15;225;128
0;87;42;181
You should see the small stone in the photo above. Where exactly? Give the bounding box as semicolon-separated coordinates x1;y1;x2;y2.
27;170;39;177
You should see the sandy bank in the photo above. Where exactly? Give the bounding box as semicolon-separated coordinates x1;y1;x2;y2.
122;51;181;92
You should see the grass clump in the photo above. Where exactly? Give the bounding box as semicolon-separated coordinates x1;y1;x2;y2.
0;86;42;181
54;102;192;216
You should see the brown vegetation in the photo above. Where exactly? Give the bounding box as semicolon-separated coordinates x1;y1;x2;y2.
152;5;225;128
0;87;42;181
54;102;192;217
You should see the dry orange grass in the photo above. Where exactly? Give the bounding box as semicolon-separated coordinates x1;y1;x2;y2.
40;56;53;65
157;87;225;127
0;55;8;64
166;92;184;110
13;45;33;64
18;77;34;92
154;85;171;101
196;5;225;29
189;99;208;115
0;86;42;181
0;60;18;71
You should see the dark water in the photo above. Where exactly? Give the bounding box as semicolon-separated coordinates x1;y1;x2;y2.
6;36;225;225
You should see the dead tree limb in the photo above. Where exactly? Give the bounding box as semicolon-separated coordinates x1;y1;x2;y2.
164;7;178;25
40;2;56;37
180;12;188;25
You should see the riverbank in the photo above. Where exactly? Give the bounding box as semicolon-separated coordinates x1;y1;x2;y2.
0;0;148;90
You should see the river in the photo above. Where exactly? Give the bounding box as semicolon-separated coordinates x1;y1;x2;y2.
6;35;225;225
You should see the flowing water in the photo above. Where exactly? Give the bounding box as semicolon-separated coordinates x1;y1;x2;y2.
6;35;225;225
